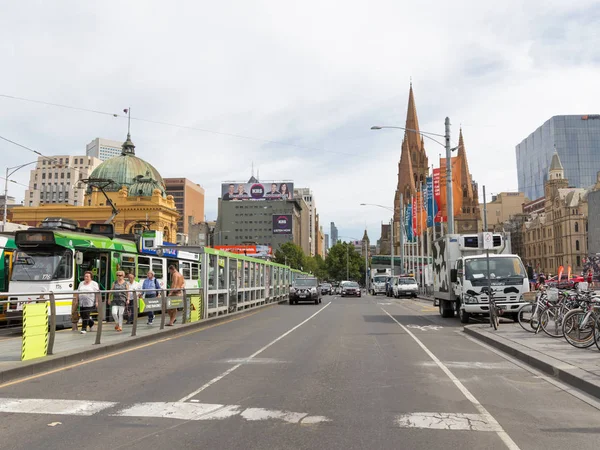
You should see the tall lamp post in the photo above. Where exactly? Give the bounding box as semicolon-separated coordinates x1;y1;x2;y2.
371;119;460;234
360;203;401;275
3;160;39;232
339;236;365;288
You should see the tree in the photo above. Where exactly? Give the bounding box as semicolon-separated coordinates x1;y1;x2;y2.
274;242;305;270
325;242;365;282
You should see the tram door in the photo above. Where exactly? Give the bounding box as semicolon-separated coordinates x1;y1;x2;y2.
229;261;238;312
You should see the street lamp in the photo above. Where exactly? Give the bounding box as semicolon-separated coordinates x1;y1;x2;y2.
371;120;461;234
339;236;367;290
3;160;39;232
360;203;401;275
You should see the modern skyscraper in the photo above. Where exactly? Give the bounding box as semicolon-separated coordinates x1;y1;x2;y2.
330;222;338;245
516;115;600;200
86;137;123;161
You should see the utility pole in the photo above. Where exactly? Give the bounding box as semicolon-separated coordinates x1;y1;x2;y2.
445;117;454;234
346;243;349;280
420;181;426;294
483;185;492;317
365;240;368;292
390;216;395;276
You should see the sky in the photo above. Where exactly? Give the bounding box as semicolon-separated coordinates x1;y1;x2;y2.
1;0;600;246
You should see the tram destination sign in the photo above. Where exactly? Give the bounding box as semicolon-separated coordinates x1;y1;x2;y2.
221;181;294;201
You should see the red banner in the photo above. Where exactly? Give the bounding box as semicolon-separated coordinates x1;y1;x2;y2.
412;195;417;236
433;168;443;223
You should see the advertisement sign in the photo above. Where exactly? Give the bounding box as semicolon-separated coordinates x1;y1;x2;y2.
272;214;293;235
433;168;443;223
214;245;273;256
221;181;294;201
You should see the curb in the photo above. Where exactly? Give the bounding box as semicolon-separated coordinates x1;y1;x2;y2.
464;326;600;400
0;298;289;385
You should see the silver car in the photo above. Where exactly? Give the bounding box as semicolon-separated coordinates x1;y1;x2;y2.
392;277;419;298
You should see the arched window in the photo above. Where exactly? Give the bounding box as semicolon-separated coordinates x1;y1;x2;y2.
576;240;580;251
163;226;170;242
574;222;579;232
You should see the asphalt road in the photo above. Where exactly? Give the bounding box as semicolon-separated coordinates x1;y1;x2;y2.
1;294;600;450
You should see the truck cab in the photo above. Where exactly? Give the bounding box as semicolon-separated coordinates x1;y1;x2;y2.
433;233;529;323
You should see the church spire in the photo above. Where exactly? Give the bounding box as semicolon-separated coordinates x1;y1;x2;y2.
404;83;422;152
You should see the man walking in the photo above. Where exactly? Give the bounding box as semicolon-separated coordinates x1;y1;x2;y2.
167;265;185;326
142;270;161;325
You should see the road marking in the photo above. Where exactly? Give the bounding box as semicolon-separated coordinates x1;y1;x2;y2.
396;412;502;432
221;357;285;364
0;306;269;390
420;361;516;370
0;397;330;425
381;307;521;450
0;398;117;416
179;302;332;402
405;324;443;332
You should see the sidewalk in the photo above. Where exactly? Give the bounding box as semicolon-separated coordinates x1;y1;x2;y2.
0;302;283;384
464;323;600;400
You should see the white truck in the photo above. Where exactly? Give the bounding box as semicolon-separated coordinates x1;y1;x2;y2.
370;268;391;295
432;233;529;323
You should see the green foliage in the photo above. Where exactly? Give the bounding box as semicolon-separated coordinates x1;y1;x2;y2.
324;242;366;282
273;242;305;270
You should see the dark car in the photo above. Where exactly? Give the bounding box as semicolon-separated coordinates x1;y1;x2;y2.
290;277;322;305
320;283;332;295
341;281;361;297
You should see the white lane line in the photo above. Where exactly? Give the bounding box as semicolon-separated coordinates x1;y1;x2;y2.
178;302;332;402
381;308;521;450
396;412;502;432
420;361;517;370
0;398;117;416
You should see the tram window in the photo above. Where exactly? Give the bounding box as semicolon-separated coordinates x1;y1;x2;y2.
138;256;150;278
208;254;216;289
181;262;191;279
152;259;163;280
191;263;199;280
121;254;136;276
218;260;225;290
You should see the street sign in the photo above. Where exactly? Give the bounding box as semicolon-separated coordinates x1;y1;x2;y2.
481;232;493;250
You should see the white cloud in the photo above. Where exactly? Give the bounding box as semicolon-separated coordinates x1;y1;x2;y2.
1;0;599;245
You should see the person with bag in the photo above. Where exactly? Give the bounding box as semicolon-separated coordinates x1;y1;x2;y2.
76;271;100;334
141;270;161;325
126;272;142;324
109;271;129;332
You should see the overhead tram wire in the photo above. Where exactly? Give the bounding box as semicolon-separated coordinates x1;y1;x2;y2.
0;93;360;158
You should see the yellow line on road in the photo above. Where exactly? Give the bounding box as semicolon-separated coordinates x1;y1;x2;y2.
421;306;438;312
0;307;270;390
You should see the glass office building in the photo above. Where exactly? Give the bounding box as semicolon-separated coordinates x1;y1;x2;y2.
516;115;600;200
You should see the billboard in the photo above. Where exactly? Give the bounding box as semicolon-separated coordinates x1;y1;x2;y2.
272;214;293;234
221;181;294;201
214;245;273;257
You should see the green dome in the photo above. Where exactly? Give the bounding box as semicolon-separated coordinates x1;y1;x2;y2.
87;134;167;198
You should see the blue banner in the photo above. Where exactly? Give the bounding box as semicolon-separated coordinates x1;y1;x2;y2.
426;177;434;227
405;203;414;242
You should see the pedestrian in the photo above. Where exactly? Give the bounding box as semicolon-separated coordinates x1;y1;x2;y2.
141;270;161;325
76;271;100;334
587;270;594;290
537;272;546;290
126;273;141;324
167;265;185;326
109;271;129;332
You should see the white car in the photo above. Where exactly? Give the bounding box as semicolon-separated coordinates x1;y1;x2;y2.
392;277;419;298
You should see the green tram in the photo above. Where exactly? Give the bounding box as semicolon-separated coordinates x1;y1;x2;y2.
0;233;17;320
6;220;303;327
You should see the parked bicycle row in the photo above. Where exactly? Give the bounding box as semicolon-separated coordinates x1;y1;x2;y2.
516;285;600;351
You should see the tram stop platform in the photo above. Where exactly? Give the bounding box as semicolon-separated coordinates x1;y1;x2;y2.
465;323;600;401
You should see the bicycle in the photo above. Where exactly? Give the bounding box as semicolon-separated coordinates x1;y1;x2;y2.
466;286;520;330
561;294;600;348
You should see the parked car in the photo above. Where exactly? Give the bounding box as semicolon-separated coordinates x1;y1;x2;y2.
546;275;584;290
320;283;332;295
341;281;361;297
392;276;419;298
289;277;322;305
